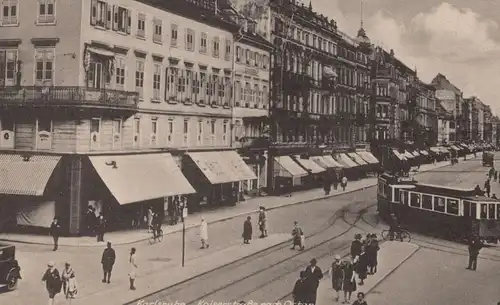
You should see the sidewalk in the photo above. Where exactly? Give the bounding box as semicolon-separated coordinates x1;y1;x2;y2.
0;155;477;246
71;233;290;305
317;241;420;305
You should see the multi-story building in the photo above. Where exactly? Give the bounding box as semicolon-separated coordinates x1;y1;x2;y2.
468;96;484;142
431;74;464;142
492;116;499;146
483;104;492;143
0;0;259;234
436;101;453;144
414;81;437;145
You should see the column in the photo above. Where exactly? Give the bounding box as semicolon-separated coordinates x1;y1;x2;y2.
68;155;84;235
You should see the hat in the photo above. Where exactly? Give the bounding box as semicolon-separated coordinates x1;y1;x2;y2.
335;255;341;260
65;262;71;266
310;258;317;264
47;261;55;267
355;233;362;240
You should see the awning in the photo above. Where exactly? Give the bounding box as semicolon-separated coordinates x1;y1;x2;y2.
419;150;429;156
310;156;330;169
187;151;243;184
87;46;115;57
90;153;195;205
323;155;344;168
347;153;368;165
223;151;258;180
338;153;359;168
411;151;420;157
392;149;407;161
274;156;308;177
0;154;61;196
403;150;414;159
357;151;379;164
450;145;461;150
294;156;326;174
430;147;441;153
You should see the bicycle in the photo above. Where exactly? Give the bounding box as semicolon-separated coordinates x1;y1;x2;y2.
381;228;411;242
148;228;164;245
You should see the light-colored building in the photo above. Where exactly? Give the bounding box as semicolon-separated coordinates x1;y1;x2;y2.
0;0;258;234
436;101;453;144
431;74;464;141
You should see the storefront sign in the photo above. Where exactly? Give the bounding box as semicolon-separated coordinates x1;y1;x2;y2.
37;131;52;150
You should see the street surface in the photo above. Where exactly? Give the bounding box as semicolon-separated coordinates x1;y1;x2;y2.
1;155;498;304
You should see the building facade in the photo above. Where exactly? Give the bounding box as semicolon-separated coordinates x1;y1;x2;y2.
436;101;453;144
414;81;437;145
0;0;259;234
483;104;492;143
431;73;464;142
468;96;484;142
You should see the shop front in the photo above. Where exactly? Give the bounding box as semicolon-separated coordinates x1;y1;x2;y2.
335;153;361;180
183;150;257;212
293;155;326;187
272;155;309;194
84;153;196;231
0;154;64;234
356;150;381;173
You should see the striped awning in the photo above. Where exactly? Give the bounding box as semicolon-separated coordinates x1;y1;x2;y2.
392;149;407;161
323;155;344;168
310;156;330;169
275;156;308;177
357;151;379;164
338;153;359;168
0;154;62;196
294;156;326;174
347;152;368;165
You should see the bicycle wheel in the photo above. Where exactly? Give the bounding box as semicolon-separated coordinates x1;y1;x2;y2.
381;230;390;240
148;235;156;245
157;229;164;242
401;230;411;242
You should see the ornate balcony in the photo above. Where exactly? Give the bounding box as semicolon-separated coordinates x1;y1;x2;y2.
0;86;139;110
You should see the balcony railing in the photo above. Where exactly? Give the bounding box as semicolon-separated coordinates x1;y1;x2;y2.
0;86;139;109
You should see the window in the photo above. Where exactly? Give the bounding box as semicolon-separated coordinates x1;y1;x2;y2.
34;48;54;86
153;63;161;101
90;117;101;149
434;196;445;212
177;69;186;101
115;57;125;88
112;119;122;148
393;188;400;203
90;0;110;28
1;0;17;25
236;46;241;62
113;6;131;34
167;119;174;144
212;37;220;58
186;29;194;51
197;120;203;145
245;83;251;104
447;199;459;215
137;13;145;38
36;118;52;150
224;39;231;60
153;18;162;43
210;120;215;134
254;84;260;106
171;23;178;47
183;119;189;146
480;204;488;219
245;49;250;65
235;81;241;104
410;193;421;208
200;32;207;54
488;204;496;220
421;194;432;210
135;60;144;99
133;117;140;147
150;118;158;146
262;55;268;69
400;190;408;204
166;67;178;99
38;0;55;24
262;86;268;106
223;122;228;144
0;49;16;86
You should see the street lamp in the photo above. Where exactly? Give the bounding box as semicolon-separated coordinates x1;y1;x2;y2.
180;197;188;267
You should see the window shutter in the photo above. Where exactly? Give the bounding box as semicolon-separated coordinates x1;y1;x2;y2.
105;4;112;29
112;5;118;30
126;10;132;34
90;0;98;25
184;29;188;50
164;67;169;99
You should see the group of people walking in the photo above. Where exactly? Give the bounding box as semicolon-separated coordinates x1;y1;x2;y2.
323;173;349;196
242;206;268;244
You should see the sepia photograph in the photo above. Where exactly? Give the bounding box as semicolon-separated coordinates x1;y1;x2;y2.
0;0;499;304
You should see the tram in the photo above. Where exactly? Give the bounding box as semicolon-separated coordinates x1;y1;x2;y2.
377;173;500;243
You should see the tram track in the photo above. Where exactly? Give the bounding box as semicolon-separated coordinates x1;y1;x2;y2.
129;199;376;305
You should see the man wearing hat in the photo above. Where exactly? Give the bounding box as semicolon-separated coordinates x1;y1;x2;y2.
350;234;363;259
304;258;323;305
330;255;343;302
292;271;309;305
258;206;268;238
101;241;116;283
42;261;61;305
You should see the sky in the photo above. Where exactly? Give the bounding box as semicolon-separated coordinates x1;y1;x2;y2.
305;0;500;115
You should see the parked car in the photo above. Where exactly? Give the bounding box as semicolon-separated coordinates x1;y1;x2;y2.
0;243;21;291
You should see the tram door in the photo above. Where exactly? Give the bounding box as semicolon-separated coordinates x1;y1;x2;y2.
463;201;476;238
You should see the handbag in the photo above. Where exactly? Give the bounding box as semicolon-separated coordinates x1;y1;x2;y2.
68;277;78;294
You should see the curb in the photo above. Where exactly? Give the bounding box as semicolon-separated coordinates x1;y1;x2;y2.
0;158;472;247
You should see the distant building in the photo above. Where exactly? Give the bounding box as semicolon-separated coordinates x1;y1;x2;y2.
436;101;453;144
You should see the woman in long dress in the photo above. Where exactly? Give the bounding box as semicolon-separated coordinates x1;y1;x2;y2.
200;217;209;249
330;255;344;302
61;262;77;300
342;258;356;304
128;248;138;290
258;206;268;238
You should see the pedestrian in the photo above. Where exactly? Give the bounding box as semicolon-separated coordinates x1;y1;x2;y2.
484;179;491;197
147;207;153;232
61;262;77;300
474;184;483;196
342;258;356;304
292;271;309;305
242;216;252;244
492;193;498;199
352;292;368;305
85;205;96;236
332;172;339;191
323;174;331;195
366;234;380;275
200;217;209;249
128;247;138;290
168;200;176;225
96;212;106;242
42;261;62;305
101;241;116;284
49;217;61;251
330;255;343;302
258;206;268;238
291;221;304;251
341;176;348;191
350;234;362;259
304;258;323;305
152;213;162;240
466;237;483;271
355;247;368;286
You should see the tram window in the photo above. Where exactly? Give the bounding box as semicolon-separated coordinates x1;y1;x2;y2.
481;204;488;219
497;204;500;219
410;193;421;208
400;191;408;204
471;203;477;219
394;188;400;203
488;204;496;219
446;199;459;215
433;196;445;212
422;194;433;210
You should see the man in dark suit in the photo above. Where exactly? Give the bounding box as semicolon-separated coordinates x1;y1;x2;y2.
304;258;323;305
466;237;483;271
